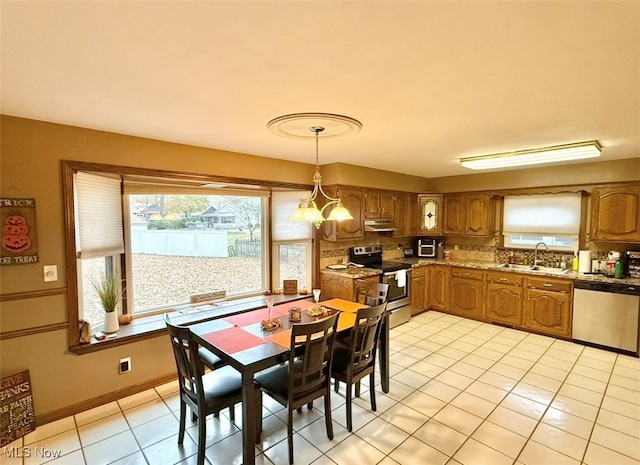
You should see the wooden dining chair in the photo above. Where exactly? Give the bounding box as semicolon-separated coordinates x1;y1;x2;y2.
330;302;387;432
164;314;261;465
354;280;389;306
255;313;339;465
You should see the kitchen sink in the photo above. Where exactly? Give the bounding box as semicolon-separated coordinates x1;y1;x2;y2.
494;263;570;275
495;264;535;270
530;265;570;275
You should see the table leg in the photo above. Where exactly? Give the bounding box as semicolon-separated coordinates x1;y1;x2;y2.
241;374;256;465
379;314;390;393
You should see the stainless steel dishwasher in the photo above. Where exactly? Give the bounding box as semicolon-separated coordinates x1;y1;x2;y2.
572;280;640;355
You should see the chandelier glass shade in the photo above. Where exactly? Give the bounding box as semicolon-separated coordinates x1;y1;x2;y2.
288;126;353;228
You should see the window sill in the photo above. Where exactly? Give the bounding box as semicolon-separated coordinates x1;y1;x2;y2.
70;293;312;355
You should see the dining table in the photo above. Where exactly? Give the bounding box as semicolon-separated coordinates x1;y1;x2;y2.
188;297;388;465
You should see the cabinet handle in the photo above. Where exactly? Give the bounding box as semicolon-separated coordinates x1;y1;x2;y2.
499;278;508;281
543;283;553;287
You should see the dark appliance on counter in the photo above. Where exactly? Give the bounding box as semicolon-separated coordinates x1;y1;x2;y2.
573;280;640;355
349;245;412;327
418;238;436;257
624;250;640;278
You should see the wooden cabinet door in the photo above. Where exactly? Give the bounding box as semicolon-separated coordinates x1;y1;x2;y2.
320;274;352;301
380;192;395;219
449;268;485;319
428;265;450;310
364;189;395;219
486;284;523;326
443;195;465;235
410;266;426;315
394;192;418;236
591;185;640;242
418;194;442;236
485;271;523;326
523;289;572;338
321;187;363;240
466;194;493;236
363;190;382;218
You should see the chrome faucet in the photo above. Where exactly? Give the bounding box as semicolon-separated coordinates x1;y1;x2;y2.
534;242;548;266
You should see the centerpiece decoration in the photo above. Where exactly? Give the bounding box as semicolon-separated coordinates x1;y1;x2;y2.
260;298;283;331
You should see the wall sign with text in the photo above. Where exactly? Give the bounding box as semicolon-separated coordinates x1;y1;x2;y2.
1;370;35;447
0;198;39;265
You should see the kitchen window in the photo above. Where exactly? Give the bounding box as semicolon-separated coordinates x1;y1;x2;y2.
65;161;312;348
502;193;583;251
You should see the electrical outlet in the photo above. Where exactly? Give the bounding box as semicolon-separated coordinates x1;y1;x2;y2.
43;265;58;282
119;357;131;374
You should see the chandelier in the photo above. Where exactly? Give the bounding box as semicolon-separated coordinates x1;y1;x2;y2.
267;113;361;229
288;126;353;228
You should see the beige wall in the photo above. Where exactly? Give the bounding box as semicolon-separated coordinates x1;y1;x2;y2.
1;114;639;423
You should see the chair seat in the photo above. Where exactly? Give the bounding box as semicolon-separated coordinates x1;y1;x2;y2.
198;347;225;371
201;366;243;408
255;365;289;405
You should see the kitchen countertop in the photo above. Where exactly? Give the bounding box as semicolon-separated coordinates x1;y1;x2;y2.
322;258;640;286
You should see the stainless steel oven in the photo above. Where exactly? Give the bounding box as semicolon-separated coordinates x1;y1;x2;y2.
349;245;412;327
381;268;410;310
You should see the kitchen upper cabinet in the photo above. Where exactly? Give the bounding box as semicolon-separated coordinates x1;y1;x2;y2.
364;189;395;219
485;271;523;326
410;266;426;315
427;265;450;311
449;267;485;319
590;184;640;242
321;187;364;241
418;194;442;236
523;276;572;338
443;194;494;236
395;192;418;236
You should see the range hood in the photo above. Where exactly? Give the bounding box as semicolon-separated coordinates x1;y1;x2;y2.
364;220;399;232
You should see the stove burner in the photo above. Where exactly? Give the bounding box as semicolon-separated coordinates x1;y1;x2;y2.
349;245;411;272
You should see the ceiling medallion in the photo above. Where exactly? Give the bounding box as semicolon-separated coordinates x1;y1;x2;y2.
267;113;362;139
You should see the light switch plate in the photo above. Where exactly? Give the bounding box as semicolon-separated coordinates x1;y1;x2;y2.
43;265;58;282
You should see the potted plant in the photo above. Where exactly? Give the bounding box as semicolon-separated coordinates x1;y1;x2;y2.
91;272;124;334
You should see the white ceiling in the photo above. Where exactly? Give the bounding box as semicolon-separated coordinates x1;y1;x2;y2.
2;1;639;178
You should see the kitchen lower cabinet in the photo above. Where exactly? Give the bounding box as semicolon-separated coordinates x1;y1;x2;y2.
320;273;379;302
410;266;426;315
523;276;572;338
449;267;485;319
427;265;450;311
485;271;523;326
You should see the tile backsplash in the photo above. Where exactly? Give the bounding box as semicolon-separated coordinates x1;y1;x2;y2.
320;234;638;270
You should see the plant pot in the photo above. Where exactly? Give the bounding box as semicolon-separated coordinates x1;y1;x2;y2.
103;311;119;334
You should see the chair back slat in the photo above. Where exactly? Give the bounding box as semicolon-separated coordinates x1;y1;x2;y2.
289;313;339;402
165;315;206;405
350;303;387;372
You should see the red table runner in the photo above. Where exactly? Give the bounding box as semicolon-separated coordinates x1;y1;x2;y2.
201;326;268;354
223;300;315;327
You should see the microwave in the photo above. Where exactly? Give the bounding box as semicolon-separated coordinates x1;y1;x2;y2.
418;239;436;257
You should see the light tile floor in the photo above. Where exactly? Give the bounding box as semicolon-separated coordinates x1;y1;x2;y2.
2;311;639;465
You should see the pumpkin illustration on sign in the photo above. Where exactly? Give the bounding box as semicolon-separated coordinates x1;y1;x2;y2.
2;215;32;253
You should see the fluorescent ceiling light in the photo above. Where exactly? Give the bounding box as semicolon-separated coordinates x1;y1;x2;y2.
460;141;601;170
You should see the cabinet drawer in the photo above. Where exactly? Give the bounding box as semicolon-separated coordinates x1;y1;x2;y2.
526;277;572;293
486;271;523;287
451;267;484;280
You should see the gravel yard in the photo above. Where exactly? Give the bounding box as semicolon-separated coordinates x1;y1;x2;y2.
83;253;303;329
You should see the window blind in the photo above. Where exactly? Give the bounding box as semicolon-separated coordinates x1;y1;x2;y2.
75;172;125;258
503;193;581;235
272;191;312;241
